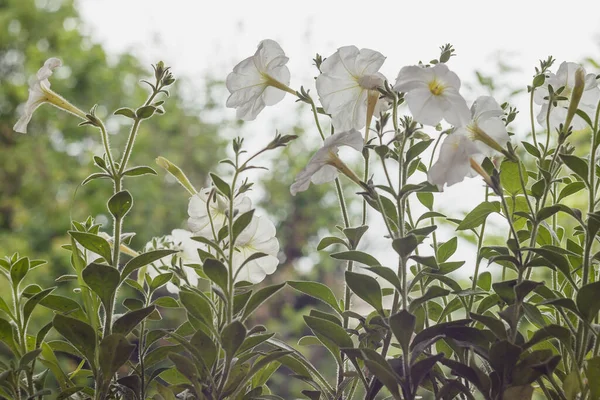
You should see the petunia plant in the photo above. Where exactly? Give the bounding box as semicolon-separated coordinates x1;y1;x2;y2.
3;38;600;400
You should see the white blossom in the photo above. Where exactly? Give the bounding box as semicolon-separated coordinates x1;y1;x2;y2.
534;61;600;132
145;229;202;293
14;58;86;133
428;96;509;189
316;46;389;132
188;188;252;237
226;39;293;121
290;129;363;195
394;63;470;127
233;216;279;284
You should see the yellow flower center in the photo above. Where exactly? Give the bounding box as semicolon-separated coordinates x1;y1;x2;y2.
428;78;446;96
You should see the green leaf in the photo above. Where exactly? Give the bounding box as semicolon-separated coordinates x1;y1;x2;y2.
242;283;286;320
136;105;157;119
406;139;433;163
203;258;228;292
0;318;17;355
69;231;112;263
121;249;178;282
345;271;383;313
98;334;135;384
501;160;527;195
456;202;500;231
389;310;415;355
469;312;507;339
23;287;55;325
10;257;29;288
369;266;402;292
417;192;434;210
502;385;534;400
150;272;174;292
123;166;157;177
179;290;213;324
153;296;179;308
303;316;353;348
585;357;600;400
210;173;231;197
409;285;450;313
330;250;380;267
232;209;255;243
37;294;82;314
168;353;200;386
526;247;576;288
524;324;571;350
288;281;342;315
52;314;96;365
114;107;136;119
221;320;246;359
558;181;586;201
112;305;156;336
392;235;419;258
108;190;133;220
363;360;401;399
477;271;492;291
560;154;589;184
82;263;120;312
522;141;541;158
190;329;217;368
577;281;600;322
437;237;458;263
317;236;348;251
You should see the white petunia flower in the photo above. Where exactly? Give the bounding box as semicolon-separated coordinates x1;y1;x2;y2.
394;63;470;127
226;39;295;121
188;188;252;237
14;58;87;133
428;96;510;189
290;129;364;195
316;46;389;132
233;216;280;284
145;229;202;293
534;61;600;132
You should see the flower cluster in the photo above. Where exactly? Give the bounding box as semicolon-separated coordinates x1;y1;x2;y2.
188;189;280;284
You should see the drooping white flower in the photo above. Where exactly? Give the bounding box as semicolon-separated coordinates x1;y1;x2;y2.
226;39;294;121
188;188;252;237
428;96;510;189
290;129;363;195
316;46;389;132
14;58;87;133
233;216;279;284
394;63;470;127
145;229;202;293
534;61;600;132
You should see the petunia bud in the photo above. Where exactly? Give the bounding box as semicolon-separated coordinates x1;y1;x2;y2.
156;156;197;195
563;67;586;131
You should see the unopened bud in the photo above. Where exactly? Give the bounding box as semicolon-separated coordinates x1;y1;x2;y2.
156;156;197;195
564;67;586;131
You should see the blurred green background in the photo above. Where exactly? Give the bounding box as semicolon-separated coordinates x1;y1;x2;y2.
0;0;352;396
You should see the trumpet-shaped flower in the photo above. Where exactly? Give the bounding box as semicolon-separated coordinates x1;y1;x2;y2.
233;216;280;283
14;58;86;133
226;39;293;121
290;129;363;195
534;61;600;132
145;229;202;293
394;63;470;127
316;46;389;132
188;188;252;237
428;96;509;189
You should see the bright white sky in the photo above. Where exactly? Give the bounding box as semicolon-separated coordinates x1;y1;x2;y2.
77;0;600;277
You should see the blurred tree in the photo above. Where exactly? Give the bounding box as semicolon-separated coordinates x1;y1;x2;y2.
0;0;228;288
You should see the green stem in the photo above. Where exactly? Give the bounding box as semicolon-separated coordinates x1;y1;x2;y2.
530;88;538;148
468;188;489;312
